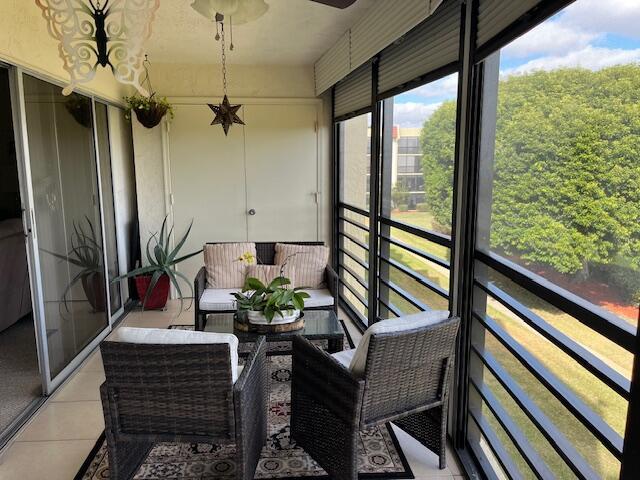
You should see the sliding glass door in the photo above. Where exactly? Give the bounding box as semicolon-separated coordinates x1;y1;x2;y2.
0;65;42;447
21;75;109;383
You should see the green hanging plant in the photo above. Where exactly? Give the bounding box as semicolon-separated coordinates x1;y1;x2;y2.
123;55;174;129
124;93;174;128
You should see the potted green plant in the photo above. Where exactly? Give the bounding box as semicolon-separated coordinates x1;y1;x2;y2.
114;217;201;313
43;217;106;312
124;93;174;129
233;276;310;325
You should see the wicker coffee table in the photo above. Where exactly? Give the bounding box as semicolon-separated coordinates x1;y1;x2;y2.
202;310;344;355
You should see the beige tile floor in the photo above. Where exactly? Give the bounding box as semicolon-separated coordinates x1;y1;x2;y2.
0;302;466;480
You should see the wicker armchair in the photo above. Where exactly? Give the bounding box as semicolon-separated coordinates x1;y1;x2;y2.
99;335;268;480
290;315;460;480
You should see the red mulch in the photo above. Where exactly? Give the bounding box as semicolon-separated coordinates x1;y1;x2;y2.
531;265;638;324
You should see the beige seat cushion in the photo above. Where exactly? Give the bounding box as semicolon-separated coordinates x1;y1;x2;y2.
107;327;242;382
349;310;450;377
274;243;329;289
247;264;296;288
204;243;256;288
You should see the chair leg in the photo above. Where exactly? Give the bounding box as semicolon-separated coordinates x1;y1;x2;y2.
394;406;447;469
291;388;359;480
105;435;153;480
196;312;207;331
101;384;153;480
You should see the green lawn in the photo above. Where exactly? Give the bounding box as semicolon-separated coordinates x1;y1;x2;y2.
386;210;626;479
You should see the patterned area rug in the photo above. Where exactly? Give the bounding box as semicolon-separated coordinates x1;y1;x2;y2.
75;322;413;479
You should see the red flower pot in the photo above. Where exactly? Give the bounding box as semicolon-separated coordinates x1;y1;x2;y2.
134;274;170;310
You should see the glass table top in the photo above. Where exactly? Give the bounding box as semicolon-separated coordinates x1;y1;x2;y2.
203;310;344;341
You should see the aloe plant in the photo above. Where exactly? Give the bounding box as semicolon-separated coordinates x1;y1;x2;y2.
43;216;105;312
114;216;201;314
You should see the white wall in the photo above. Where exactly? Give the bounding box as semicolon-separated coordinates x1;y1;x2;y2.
132;120;168;259
132;63;334;278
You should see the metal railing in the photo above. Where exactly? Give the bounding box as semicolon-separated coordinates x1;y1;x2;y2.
469;249;635;479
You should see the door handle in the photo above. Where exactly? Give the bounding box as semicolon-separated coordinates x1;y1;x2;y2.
248;209;256;216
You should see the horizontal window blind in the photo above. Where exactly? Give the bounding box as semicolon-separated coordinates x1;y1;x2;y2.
315;31;350;97
315;0;444;95
476;0;540;50
333;62;372;118
378;0;461;96
350;0;444;72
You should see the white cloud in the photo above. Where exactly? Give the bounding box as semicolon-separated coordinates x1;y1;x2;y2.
501;0;640;61
561;0;640;40
410;73;459;99
501;45;640;77
393;102;442;128
502;21;597;59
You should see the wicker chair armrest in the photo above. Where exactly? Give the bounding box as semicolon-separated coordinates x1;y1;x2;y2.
234;337;268;479
233;336;267;397
195;266;206;300
100;381;121;435
324;265;339;296
292;336;364;426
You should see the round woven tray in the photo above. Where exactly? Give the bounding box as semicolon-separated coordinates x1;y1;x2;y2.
234;314;305;333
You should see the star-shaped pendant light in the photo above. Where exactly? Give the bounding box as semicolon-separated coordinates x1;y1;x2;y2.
206;15;244;135
208;95;244;135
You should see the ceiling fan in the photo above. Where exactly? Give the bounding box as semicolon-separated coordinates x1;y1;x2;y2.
308;0;358;7
191;0;358;25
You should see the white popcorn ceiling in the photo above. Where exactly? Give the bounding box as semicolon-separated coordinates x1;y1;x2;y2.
145;0;373;66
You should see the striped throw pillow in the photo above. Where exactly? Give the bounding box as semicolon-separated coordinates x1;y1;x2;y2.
204;243;256;288
274;244;329;289
247;264;296;289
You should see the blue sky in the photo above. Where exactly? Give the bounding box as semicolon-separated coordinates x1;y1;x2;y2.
393;0;640;128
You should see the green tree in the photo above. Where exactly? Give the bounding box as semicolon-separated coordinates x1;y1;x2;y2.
420;65;640;276
420;100;457;230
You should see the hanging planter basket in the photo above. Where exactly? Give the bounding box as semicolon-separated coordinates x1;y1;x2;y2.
133;102;170;129
64;94;92;128
124;58;173;129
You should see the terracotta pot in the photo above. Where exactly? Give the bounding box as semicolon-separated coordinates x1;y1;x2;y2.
134;274;170;310
133;104;169;129
81;272;106;312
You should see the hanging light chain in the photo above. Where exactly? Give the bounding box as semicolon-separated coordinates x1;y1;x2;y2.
220;22;227;96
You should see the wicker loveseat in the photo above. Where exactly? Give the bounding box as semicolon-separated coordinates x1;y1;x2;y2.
194;241;338;331
290;312;460;480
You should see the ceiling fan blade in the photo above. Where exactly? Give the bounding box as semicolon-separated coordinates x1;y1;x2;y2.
309;0;358;8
